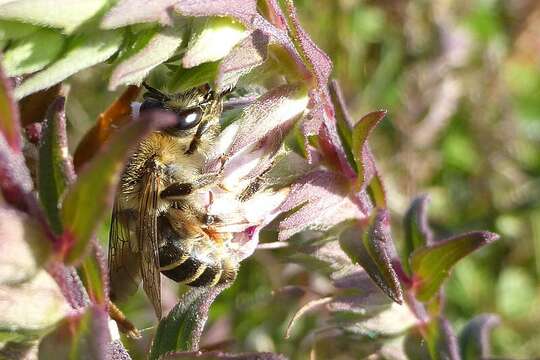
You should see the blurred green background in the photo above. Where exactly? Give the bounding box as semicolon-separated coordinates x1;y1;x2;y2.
65;0;540;358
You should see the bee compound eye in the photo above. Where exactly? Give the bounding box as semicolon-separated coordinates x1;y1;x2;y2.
139;99;164;113
175;108;203;130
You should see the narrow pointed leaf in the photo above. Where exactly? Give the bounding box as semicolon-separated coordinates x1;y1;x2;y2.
38;305;110;360
339;210;403;304
405;317;460;360
38;97;75;234
459;314;500;360
150;285;229;359
61;111;177;264
0;0;107;33
109;28;183;89
15;31;122;99
0;65;21;151
351;110;386;190
411;231;499;302
403;195;433;273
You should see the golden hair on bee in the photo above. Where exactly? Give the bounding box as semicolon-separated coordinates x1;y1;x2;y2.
108;83;237;319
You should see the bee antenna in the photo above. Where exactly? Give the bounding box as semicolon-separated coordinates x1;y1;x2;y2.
142;81;169;101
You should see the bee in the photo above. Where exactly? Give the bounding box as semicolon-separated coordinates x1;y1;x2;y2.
108;83;237;319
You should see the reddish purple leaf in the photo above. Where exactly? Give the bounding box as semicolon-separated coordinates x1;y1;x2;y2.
278;170;365;241
459;314;500;360
163;351;287;360
175;0;257;26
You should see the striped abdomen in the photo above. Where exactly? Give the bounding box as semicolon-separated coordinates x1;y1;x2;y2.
157;215;237;287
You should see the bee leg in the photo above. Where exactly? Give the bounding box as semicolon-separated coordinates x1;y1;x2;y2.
238;164;273;201
160;172;220;200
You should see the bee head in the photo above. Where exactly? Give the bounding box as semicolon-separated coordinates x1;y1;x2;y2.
140;83;226;144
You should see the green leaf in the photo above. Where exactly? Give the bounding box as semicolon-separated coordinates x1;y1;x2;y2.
0;20;38;41
109;27;184;89
14;30;122;100
329;80;355;170
183;17;248;68
411;231;499;302
459;314;500;360
351;110;386;189
339;210;403;304
0;0;108;33
38;97;74;234
168;61;219;93
150;285;229;359
0;65;21;151
80;243;108;305
60;110;176;264
402;195;433;274
3;29;65;77
38;305;110;360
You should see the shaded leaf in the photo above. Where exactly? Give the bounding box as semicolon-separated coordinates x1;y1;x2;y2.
459;314;500;360
2;29;65;77
278;170;364;241
351;110;386;191
329;80;354;167
0;20;38;41
168;61;219;93
183;17;248;68
150;285;229;359
38;97;75;234
19;83;62;126
73;85;140;172
101;0;178;29
61;110;177;264
109;27;184;89
38;305;110;360
411;231;499;302
0;0;107;33
339;210;404;304
174;0;258;27
403;195;433;273
15;31;122;99
216;29;269;91
405;317;460;360
0;65;21;151
0;205;51;286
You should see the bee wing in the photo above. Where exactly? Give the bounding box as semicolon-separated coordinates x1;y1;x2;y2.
138;171;162;318
109;200;141;301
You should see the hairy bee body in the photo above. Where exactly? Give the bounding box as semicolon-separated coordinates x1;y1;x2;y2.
109;84;237;318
